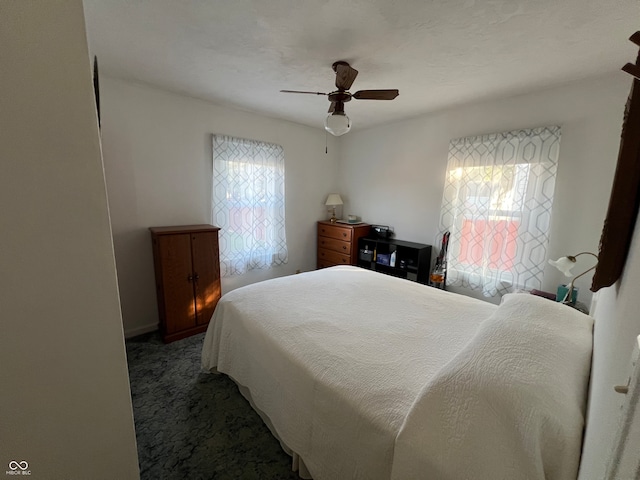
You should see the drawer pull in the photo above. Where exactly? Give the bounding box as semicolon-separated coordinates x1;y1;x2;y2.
343;245;347;250
343;233;347;237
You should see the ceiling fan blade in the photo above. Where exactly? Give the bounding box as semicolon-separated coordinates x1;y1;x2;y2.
328;102;336;113
280;90;327;95
353;89;399;100
335;63;359;90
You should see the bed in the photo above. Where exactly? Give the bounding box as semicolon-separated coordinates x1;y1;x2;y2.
201;265;593;480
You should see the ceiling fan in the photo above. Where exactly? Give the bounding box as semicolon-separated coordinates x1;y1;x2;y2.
281;61;399;136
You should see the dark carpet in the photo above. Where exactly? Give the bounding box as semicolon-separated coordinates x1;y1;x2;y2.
126;332;300;480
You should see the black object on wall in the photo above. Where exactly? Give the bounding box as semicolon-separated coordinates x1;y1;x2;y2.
93;56;101;128
592;32;640;291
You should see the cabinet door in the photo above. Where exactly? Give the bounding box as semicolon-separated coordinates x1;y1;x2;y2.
191;231;221;326
157;234;197;333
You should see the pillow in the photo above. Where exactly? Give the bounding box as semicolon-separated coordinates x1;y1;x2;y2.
392;293;594;480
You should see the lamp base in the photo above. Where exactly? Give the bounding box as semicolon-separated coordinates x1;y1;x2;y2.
328;206;337;223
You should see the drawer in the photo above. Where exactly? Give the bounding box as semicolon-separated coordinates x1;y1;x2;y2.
318;224;352;242
317;259;335;269
318;236;351;255
317;248;351;266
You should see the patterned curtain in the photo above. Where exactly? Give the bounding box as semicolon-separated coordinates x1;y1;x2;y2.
438;126;561;298
212;135;288;277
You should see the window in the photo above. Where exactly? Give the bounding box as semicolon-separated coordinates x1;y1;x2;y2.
438;127;561;298
212;135;288;277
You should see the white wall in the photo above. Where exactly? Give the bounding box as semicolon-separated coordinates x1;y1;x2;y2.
0;1;139;478
580;219;640;479
339;73;629;304
100;77;339;337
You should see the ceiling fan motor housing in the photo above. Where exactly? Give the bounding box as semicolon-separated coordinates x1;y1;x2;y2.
328;91;351;103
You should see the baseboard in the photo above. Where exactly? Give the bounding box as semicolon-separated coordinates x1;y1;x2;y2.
124;323;158;339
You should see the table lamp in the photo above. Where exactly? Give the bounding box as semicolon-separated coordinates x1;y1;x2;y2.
325;194;343;223
548;251;599;304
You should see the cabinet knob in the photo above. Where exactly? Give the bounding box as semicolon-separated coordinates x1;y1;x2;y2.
187;274;193;282
343;233;347;237
194;273;200;281
343;245;347;250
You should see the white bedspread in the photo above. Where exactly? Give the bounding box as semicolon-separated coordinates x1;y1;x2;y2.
392;293;593;480
202;266;497;480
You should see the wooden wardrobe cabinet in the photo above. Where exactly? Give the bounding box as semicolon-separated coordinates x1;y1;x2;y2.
150;224;221;343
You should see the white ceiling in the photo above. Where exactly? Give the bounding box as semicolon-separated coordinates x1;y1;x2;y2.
83;0;639;132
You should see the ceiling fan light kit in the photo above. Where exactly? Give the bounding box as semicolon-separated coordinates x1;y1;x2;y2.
325;111;351;136
281;61;399;136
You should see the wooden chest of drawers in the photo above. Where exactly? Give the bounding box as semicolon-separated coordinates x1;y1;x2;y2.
317;221;370;269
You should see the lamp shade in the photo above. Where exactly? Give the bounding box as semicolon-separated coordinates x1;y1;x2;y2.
325;193;343;206
324;112;351;136
548;256;577;277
